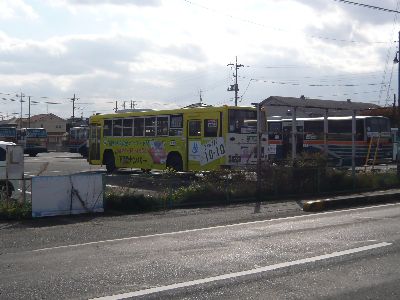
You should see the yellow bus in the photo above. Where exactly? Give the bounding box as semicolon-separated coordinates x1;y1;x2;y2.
88;106;265;172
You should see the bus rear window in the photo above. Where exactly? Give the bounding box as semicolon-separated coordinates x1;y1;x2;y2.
27;129;47;138
366;117;390;133
0;128;16;137
228;109;257;134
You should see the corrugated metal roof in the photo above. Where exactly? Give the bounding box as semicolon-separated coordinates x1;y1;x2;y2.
260;96;379;111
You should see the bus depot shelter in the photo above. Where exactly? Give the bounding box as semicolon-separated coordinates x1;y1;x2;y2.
256;96;379;173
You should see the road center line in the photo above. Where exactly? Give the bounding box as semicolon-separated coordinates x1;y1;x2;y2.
30;202;400;253
90;242;392;299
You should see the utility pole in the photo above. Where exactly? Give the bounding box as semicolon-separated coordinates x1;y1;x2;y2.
114;101;118;112
394;31;400;128
28;96;31;128
397;31;400;115
16;92;25;129
122;101;126;110
199;90;203;104
71;94;79;125
227;56;244;106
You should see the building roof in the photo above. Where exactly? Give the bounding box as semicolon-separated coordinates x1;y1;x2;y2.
29;113;65;123
260;96;379;111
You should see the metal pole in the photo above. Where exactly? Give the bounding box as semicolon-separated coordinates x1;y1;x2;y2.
254;103;262;213
324;109;328;156
28;96;31;128
235;56;238;106
352;110;356;188
20;93;23;129
398;31;400;111
291;107;297;161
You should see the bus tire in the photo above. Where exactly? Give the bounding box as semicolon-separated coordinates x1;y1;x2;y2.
29;152;37;157
0;181;14;199
79;146;88;158
104;151;116;173
166;153;183;172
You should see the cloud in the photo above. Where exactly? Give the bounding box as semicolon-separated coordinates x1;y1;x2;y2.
0;33;150;75
57;0;161;7
0;0;396;118
0;30;210;115
0;0;38;20
296;0;399;25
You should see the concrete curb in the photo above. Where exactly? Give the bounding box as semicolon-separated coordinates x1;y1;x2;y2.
303;190;400;212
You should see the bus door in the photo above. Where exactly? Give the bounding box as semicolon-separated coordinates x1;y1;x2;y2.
89;125;101;162
186;113;221;171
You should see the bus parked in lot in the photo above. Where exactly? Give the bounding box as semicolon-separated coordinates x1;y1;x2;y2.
69;126;88;157
0;126;17;143
88;106;267;172
0;141;23;199
266;116;393;165
17;128;48;157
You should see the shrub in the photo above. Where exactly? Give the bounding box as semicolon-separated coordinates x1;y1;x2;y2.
105;186;164;212
0;201;31;219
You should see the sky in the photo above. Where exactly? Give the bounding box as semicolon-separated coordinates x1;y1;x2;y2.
0;0;400;120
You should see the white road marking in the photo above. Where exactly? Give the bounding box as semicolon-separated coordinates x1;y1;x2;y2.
30;202;400;253
90;242;392;299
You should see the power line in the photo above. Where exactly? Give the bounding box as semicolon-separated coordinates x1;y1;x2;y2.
183;0;389;44
378;0;400;106
334;0;400;13
244;77;384;87
240;79;254;100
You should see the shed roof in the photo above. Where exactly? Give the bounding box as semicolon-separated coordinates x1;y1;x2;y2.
260;96;379;111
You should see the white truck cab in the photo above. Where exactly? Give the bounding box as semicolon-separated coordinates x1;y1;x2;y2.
0;141;24;199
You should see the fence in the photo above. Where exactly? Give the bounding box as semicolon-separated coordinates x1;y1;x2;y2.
1;173;103;218
104;161;400;212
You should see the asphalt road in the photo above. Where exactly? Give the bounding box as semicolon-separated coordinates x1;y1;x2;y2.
1;203;400;299
23;152;105;177
22;152;187;193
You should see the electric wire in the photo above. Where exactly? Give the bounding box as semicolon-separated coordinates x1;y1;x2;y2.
334;0;400;13
183;0;389;44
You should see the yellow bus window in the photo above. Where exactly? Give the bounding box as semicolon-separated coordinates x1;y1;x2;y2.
145;117;156;136
113;119;123;136
104;120;112;136
169;114;183;136
156;116;169;136
204;119;218;137
134;118;144;136
189;120;201;137
123;119;133;136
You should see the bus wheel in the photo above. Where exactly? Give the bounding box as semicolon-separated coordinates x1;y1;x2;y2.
79;147;88;158
166;153;183;172
29;153;37;157
0;182;14;199
104;151;116;173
